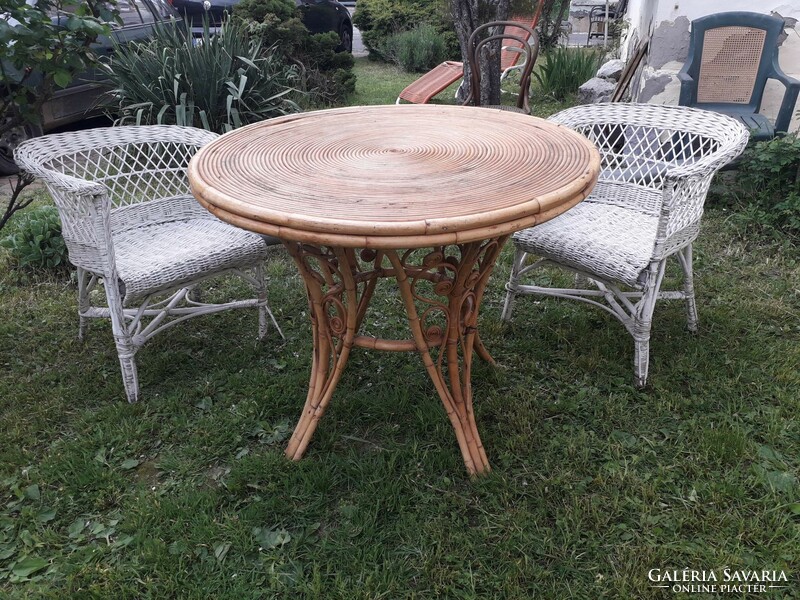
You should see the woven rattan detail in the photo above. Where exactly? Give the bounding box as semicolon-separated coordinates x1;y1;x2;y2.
698;26;766;103
189;105;600;247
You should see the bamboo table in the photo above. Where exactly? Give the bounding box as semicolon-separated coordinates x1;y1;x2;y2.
189;104;600;476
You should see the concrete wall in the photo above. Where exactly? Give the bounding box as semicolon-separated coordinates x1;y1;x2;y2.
622;0;800;133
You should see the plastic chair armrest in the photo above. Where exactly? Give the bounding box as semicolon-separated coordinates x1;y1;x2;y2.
769;59;800;134
677;70;695;106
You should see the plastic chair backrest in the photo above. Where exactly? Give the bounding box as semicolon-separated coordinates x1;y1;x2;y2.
679;12;784;112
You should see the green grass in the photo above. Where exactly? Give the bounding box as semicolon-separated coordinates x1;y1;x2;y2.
1;61;799;598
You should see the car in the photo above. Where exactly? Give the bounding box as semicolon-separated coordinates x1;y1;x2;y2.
169;0;353;53
0;0;181;175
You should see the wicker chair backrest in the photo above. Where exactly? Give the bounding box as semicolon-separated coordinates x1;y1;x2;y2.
549;103;748;254
15;125;219;273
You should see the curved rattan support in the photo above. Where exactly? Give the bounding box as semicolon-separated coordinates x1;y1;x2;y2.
463;21;540;114
15;125;283;402
282;238;508;476
501;103;748;388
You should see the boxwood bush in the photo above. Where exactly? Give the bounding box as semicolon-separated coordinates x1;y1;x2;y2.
379;23;448;72
235;0;356;105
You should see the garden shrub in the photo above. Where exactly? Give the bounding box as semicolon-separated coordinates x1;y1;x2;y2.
104;16;301;133
379;23;448;72
353;0;458;61
533;46;602;100
0;205;68;272
235;0;356;105
723;134;800;239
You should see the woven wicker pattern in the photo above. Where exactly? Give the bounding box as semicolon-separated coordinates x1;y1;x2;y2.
698;26;766;103
15;125;282;403
189;105;600;248
502;103;748;388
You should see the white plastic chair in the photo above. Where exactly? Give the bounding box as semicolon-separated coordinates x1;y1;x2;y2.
501;103;748;387
15;125;283;402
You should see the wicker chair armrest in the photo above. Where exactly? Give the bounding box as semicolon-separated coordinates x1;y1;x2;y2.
662;133;749;180
36;169;108;199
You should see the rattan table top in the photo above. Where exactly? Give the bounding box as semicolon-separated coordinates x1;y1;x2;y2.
189;104;600;248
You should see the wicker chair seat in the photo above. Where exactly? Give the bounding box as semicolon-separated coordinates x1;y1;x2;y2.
114;215;268;305
513;200;658;289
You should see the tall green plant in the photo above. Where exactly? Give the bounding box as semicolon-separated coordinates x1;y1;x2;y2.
380;24;448;72
534;47;602;100
103;16;300;133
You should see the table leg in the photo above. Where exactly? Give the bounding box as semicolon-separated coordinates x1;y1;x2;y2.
386;236;508;476
282;237;508;476
282;243;374;461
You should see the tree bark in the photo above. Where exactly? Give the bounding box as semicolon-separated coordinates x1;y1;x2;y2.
450;0;511;106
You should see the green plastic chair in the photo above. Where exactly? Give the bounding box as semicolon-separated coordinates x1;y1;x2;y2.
678;11;799;141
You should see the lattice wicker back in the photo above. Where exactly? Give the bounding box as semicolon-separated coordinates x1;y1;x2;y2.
549;103;748;257
697;26;766;104
15;125;219;273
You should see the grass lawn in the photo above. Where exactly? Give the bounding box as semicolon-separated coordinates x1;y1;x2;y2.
1;59;799;598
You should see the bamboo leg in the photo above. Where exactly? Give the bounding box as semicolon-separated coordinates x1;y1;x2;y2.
283;242;359;461
281;239;508;476
473;333;496;365
386;238;508;476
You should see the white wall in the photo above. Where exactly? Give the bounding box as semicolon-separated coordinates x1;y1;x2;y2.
623;0;800;133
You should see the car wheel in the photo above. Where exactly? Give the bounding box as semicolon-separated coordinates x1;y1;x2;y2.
0;122;42;176
338;25;352;53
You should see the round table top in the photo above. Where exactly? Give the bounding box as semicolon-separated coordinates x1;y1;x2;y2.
189;104;600;248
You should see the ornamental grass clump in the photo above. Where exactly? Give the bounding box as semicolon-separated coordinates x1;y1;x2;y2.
534;46;603;100
103;16;300;133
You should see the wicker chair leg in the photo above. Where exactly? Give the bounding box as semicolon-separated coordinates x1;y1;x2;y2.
106;304;139;404
676;245;699;332
631;260;667;389
501;247;527;321
633;335;651;389
105;282;140;403
252;264;284;341
254;264;269;341
77;267;90;341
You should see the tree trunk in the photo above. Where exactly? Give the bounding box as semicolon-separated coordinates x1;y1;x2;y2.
451;0;511;106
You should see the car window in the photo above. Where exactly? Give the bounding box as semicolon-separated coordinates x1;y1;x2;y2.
146;0;178;19
116;0;154;26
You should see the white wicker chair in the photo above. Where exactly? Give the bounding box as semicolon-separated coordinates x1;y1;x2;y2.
15;125;283;402
501;104;748;387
